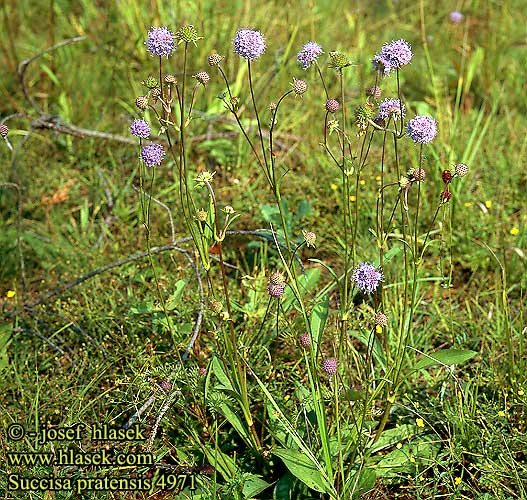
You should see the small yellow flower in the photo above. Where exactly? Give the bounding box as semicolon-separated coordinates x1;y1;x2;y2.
375;175;382;181
518;389;525;396
464;201;473;207
484;200;492;209
510;227;520;236
6;290;16;298
359;179;366;185
375;325;383;334
330;183;338;191
455;477;462;485
396;442;402;449
349;195;356;202
498;410;505;417
409;456;415;463
416;418;425;428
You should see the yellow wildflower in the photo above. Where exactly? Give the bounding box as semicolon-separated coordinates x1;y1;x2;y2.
510;227;519;236
6;290;16;298
359;179;366;185
416;418;425;428
330;183;338;191
498;410;505;417
484;200;492;209
349;195;356;202
518;389;525;396
455;477;462;485
464;201;473;207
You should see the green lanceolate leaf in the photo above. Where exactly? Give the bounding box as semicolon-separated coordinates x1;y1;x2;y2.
412;348;477;372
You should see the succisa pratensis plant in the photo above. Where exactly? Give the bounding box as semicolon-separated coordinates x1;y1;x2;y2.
126;23;470;498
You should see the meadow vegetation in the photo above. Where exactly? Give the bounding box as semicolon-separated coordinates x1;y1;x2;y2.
1;0;526;498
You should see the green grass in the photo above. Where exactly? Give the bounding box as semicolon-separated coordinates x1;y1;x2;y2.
1;0;526;499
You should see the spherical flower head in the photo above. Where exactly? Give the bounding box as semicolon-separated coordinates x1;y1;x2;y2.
292;78;308;96
377;98;405;120
164;74;177;85
326;99;339;113
302;230;317;248
196;209;207;221
367;86;382;99
210;300;223;314
407;115;438;144
297;41;323;69
159;380;172;391
441;189;452;203
193;71;210;86
375;313;389;327
299;333;311;348
208;53;223;66
268;283;285;298
373;39;412;76
411;168;426;182
233;29;266;60
141;144;165;167
0;123;9;137
454;163;469;177
146;27;175;57
135;96;148;110
449;11;464;23
130;119;151;139
351;262;383;294
322;358;338;375
442;169;453;183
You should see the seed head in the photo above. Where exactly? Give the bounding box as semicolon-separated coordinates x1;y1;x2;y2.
375;313;389;327
367;86;382;98
292;78;308;96
164;74;177;84
233;28;266;60
0;123;9;137
442;169;453;183
210;300;223;314
196;209;207;221
454;163;469;177
302;230;317;248
351;262;384;294
175;25;202;44
325;99;339;113
411;168;426;182
135;95;148;110
208;53;223;66
322;358;338;375
441;189;452;203
193;71;210;86
141;144;165;167
146;27;175;57
150;87;162;99
130;119;151;139
399;176;410;189
299;333;311;348
269;271;285;286
407;115;438;144
377;98;405;120
296;41;323;69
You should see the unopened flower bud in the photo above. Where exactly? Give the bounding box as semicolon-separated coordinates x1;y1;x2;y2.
441;189;452;203
193;71;210;86
143;75;159;89
299;333;311;348
196;209;207;221
454;163;468;177
442;169;453;183
0;123;9;137
164;74;177;84
208;53;223;66
412;168;426;182
135;95;149;110
269;271;286;285
325;99;339;113
292;78;308;96
367;86;382;98
210;300;223;314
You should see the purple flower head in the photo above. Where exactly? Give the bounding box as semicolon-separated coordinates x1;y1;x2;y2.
130;119;151;139
268;283;285;298
146;27;175;57
351;262;383;294
141;144;165;167
322;358;338;375
449;11;464;23
233;29;266;60
297;41;323;69
377;98;405;120
299;333;311;348
372;39;412;76
407;115;438;144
